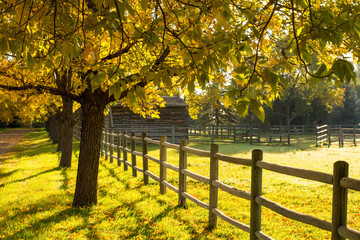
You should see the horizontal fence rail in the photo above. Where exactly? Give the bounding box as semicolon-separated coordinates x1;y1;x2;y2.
74;127;360;239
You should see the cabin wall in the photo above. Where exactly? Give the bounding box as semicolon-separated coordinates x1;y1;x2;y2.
106;105;189;143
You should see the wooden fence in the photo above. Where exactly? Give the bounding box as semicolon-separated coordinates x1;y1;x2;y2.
315;125;360;148
84;128;360;240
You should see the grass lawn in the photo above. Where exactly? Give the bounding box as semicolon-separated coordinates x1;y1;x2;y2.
0;130;359;239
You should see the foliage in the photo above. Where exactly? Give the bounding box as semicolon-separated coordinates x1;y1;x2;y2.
0;89;61;123
190;83;240;126
0;0;359;119
1;130;360;239
329;83;360;125
267;74;345;125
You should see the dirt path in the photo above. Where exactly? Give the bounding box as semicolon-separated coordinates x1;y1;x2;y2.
0;129;32;157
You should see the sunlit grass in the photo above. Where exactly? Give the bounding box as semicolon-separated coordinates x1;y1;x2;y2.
0;130;359;239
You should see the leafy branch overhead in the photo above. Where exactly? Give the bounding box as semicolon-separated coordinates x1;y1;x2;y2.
0;0;359;121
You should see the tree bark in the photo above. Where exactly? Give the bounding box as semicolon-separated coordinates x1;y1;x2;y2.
72;90;108;207
59;96;74;168
49;113;60;144
57;111;64;152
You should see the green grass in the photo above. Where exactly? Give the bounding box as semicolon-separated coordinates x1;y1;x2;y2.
0;130;359;239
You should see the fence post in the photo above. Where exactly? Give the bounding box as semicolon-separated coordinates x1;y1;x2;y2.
160;136;167;194
208;144;219;229
353;126;356;146
211;126;215;144
233;126;236;142
142;132;149;185
101;129;104;157
331;161;349;240
110;130;114;163
105;129;109;160
117;131;121;166
122;131;128;171
250;149;263;240
250;125;253;145
131;132;137;177
287;126;291;145
178;139;187;207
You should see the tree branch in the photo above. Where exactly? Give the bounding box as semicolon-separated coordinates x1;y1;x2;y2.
0;83;81;102
101;41;137;61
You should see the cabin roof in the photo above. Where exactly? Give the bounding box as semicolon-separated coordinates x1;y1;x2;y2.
161;96;187;107
113;96;187;108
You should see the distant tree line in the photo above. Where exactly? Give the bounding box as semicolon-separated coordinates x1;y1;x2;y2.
193;83;360;127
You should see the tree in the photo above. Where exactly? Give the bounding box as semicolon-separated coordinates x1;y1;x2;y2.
0;0;359;207
330;84;360;125
268;73;345;126
194;84;240;126
0;88;60;124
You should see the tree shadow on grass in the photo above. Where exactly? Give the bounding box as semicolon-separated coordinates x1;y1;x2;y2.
0;169;19;180
99;160;213;238
0;167;60;188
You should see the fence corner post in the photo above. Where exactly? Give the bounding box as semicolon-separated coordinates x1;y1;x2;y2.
208;144;219;229
142;132;149;185
178;139;187;207
160;136;167;194
131;132;137;177
250;149;263;240
331;161;349;240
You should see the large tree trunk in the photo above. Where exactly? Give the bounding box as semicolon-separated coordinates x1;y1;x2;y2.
59;96;74;168
72;91;107;207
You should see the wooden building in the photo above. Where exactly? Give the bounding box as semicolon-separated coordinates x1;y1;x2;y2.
104;96;189;143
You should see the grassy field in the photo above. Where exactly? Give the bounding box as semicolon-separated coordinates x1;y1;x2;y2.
0;130;359;239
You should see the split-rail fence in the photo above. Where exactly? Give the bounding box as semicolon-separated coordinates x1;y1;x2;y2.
73;127;360;240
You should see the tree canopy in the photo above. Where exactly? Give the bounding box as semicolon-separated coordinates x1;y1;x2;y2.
1;0;360;206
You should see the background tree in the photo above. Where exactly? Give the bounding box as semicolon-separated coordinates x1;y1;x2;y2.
195;84;240;126
329;84;360;125
267;75;345;126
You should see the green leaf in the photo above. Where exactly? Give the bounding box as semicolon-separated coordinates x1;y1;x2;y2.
109;83;122;100
354;24;360;38
188;80;195;92
149;31;161;43
250;100;265;122
331;59;355;83
302;50;312;63
90;71;107;91
279;76;288;89
124;2;135;16
0;38;7;53
314;63;327;77
201;3;207;14
135;86;146;100
26;52;34;70
235;101;248;117
262;68;278;89
128;91;137;106
141;0;148;10
220;45;229;55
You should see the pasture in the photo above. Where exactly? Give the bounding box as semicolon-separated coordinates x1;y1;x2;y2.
0;129;359;239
